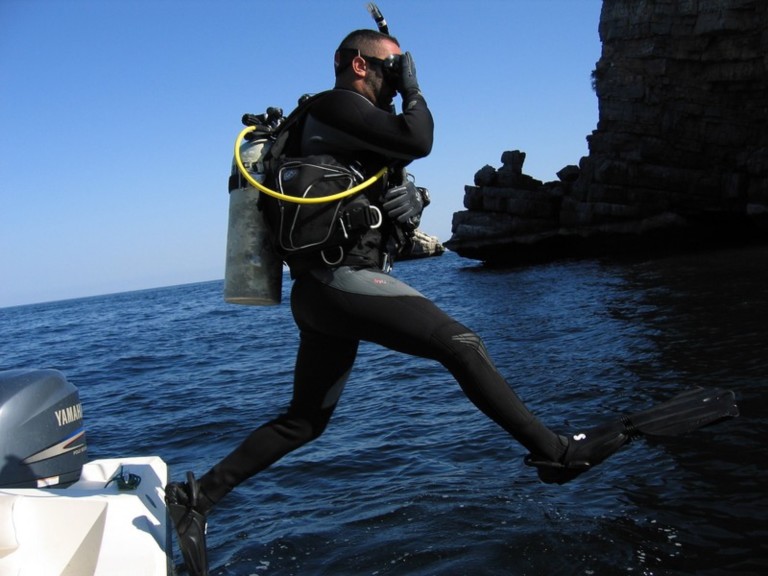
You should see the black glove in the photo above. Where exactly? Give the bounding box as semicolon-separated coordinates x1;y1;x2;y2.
383;180;423;229
397;51;421;100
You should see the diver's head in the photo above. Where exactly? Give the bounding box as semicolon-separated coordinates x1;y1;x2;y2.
334;29;402;110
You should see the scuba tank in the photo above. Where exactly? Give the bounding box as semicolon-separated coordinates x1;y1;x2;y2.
224;126;283;306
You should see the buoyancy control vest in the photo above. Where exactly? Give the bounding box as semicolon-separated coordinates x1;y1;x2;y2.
232;92;390;270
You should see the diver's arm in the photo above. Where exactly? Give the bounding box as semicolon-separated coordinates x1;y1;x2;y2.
305;88;433;160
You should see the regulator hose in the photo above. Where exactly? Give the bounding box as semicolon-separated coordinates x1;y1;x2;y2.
234;125;387;205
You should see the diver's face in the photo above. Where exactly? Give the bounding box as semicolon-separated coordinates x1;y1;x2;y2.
362;39;401;110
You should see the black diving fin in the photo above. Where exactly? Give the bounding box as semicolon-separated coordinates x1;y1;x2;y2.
525;387;739;485
166;471;210;576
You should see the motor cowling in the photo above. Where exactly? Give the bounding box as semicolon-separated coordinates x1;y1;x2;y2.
0;369;87;488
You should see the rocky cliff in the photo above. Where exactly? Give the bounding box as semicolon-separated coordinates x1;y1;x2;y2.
446;0;768;263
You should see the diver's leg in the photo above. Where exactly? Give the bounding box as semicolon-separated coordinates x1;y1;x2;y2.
165;285;359;573
425;318;567;460
167;332;356;511
195;331;358;506
291;267;566;462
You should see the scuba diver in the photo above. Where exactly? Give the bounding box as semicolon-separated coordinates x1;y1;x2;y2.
164;27;738;576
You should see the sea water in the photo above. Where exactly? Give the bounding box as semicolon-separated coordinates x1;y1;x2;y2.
2;248;766;575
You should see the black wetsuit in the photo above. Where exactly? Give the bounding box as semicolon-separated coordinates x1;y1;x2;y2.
199;89;563;505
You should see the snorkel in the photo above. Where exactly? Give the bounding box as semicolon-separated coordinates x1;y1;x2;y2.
366;3;389;35
365;3;403;112
366;2;401;81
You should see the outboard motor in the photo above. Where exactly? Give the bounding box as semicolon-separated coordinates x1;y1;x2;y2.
0;369;87;488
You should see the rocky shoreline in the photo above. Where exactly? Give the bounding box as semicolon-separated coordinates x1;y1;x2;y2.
446;0;767;265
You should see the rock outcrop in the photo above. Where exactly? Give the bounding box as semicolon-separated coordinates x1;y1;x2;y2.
446;0;768;263
400;229;446;260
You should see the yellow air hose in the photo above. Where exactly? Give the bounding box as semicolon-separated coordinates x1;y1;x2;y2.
234;125;387;204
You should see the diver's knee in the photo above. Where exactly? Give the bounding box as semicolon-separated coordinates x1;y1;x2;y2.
431;321;493;369
432;321;483;353
278;406;334;444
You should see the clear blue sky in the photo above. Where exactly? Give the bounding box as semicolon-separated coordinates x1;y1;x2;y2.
1;0;602;308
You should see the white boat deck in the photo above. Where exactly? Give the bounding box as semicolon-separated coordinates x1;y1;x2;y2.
0;456;170;576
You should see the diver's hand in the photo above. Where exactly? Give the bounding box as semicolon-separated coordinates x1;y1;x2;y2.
397;52;421;100
383;180;423;228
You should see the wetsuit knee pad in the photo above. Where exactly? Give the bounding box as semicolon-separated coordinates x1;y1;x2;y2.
430;321;493;370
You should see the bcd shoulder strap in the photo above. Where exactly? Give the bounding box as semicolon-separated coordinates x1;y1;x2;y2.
266;91;330;163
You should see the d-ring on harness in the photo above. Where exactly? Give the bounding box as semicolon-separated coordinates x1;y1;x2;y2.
320;204;383;265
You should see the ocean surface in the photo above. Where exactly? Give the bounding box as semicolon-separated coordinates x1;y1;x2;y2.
2;248;767;575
